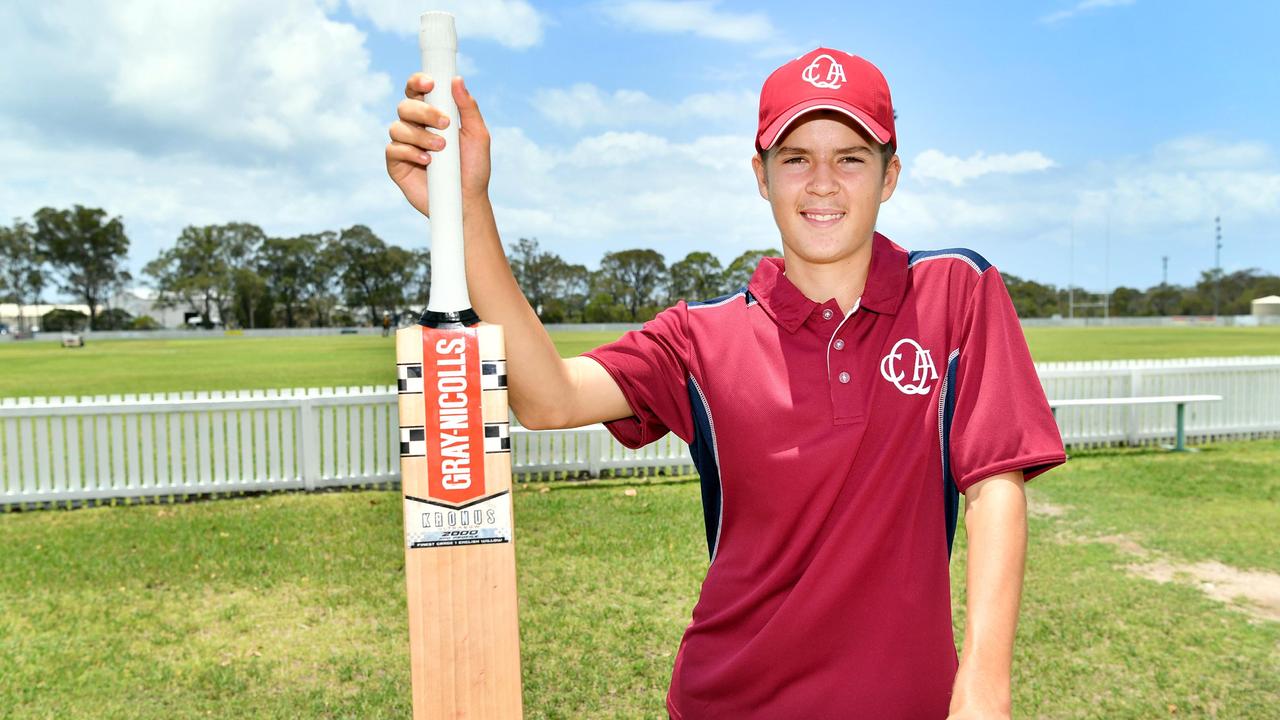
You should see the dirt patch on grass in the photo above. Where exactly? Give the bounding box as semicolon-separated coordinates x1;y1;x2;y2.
1126;560;1280;623
1034;494;1280;624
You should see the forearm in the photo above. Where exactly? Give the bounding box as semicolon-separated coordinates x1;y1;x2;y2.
459;192;576;428
951;471;1027;716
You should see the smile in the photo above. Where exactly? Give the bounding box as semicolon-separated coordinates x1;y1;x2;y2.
801;211;845;224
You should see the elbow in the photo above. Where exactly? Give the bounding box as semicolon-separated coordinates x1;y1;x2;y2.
511;401;570;431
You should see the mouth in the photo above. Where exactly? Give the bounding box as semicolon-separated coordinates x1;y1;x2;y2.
800;210;846;226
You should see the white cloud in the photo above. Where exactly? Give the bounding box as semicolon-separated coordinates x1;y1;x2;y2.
342;0;545;48
912;149;1057;186
534;83;756;130
1152;136;1272;169
0;0;390;161
599;1;775;43
881;135;1280;288
485;126;774;261
1040;0;1136;25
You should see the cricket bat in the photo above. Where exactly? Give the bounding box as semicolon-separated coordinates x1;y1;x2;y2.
395;12;523;719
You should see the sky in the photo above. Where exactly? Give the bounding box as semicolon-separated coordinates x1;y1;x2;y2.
2;0;1278;297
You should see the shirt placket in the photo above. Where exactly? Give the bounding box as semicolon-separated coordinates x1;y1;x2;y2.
816;299;865;425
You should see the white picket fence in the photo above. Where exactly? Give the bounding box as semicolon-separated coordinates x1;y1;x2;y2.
1;356;1278;507
1038;356;1280;446
0;387;692;508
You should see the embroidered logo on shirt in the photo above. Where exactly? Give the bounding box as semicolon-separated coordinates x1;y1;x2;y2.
880;338;939;395
801;54;846;89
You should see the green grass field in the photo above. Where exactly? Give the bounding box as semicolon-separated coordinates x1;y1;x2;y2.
1;441;1277;718
0;326;1277;398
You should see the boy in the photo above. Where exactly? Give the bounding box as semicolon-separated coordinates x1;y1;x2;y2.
386;47;1066;719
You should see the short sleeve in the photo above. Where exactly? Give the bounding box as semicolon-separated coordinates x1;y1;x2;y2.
947;269;1067;492
582;304;694;449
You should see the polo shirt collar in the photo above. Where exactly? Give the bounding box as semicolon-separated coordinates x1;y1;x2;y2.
747;232;909;333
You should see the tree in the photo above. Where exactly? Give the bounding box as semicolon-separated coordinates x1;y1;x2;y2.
259;233;329;327
1002;273;1061;318
722;248;781;293
232;267;270;329
144;223;265;328
41;308;88;332
596;249;667;321
1109;286;1144;317
94;307;134;331
331;225;413;325
509;237;572;319
0;219;46;334
406;248;432;315
668;251;724;304
541;262;589;323
33;205;131;330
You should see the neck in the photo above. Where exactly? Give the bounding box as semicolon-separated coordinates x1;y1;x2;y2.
782;235;875;315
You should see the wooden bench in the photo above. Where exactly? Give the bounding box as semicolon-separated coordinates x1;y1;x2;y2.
1048;394;1223;451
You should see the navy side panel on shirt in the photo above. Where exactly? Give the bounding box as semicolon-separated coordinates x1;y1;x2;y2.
907;247;993;273
686;377;721;560
940;350;961;557
684;287;754;560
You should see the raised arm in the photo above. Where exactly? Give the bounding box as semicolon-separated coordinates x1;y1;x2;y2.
385;74;630;430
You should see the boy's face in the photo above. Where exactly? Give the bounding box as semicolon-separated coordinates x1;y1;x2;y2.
752;111;900;269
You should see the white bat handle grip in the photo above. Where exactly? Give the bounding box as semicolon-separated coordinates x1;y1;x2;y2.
419;12;470;315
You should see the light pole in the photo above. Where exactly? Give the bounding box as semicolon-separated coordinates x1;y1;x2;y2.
1214;216;1223;317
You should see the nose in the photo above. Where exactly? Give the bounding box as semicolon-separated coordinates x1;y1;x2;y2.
806;159;838;196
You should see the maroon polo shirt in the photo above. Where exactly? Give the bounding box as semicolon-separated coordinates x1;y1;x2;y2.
583;232;1066;719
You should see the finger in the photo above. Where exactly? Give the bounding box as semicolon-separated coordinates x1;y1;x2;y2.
397;98;450;130
453;76;488;135
404;72;434;100
389;120;445;152
387;141;432;166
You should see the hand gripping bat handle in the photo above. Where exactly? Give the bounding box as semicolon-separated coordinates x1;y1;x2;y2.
419;12;476;326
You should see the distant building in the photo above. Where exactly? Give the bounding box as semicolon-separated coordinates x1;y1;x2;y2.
0;302;93;332
1252;295;1280;319
109;287;199;328
0;289;213;331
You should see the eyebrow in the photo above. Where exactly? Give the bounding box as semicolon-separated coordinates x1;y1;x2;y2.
775;145;873;155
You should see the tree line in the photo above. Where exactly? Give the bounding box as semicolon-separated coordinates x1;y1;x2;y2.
3;205;1275;331
1002;269;1280;319
0;205;778;331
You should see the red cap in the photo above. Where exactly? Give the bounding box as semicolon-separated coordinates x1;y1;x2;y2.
756;48;896;153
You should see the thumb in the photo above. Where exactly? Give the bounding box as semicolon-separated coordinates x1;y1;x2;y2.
453;76;487;134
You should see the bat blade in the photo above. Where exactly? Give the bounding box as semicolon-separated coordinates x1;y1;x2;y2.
397;321;521;719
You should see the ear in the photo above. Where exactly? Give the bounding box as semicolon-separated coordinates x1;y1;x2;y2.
880;153;901;203
752;153;770;201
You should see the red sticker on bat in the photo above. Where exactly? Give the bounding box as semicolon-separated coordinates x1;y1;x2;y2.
422;327;486;505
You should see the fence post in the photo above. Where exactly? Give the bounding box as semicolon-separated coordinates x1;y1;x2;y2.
587;427;603;478
1126;368;1143;445
299;397;320;491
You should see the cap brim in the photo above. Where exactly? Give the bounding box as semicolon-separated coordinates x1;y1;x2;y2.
757;98;891;151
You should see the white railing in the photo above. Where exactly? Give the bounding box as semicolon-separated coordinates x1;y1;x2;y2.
0;387;693;507
1036;356;1280;447
2;356;1278;506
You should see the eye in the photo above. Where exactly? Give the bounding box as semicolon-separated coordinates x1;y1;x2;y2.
782;156;806;164
839;155;865;164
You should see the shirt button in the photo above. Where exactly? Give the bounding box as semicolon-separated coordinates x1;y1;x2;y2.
834;339;845;350
838;371;850;384
822;308;834;320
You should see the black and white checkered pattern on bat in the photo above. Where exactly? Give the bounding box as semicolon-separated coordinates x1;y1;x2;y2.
400;426;426;457
397;363;424;394
481;359;508;390
483;422;511;453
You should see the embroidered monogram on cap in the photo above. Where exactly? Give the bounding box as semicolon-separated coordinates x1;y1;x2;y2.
801;54;847;89
880;338;939;395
